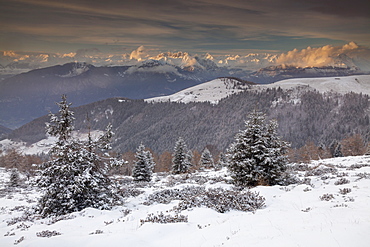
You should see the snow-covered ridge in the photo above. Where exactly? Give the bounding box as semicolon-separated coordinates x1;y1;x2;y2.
258;75;370;95
145;78;253;104
145;75;370;105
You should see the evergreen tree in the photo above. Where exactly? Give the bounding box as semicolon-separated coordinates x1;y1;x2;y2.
227;110;288;187
172;137;191;174
37;95;120;217
8;168;21;187
262;119;289;185
334;143;343;157
199;148;214;170
216;152;228;170
132;143;155;182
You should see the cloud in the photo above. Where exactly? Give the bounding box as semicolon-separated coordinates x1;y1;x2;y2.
276;42;370;69
130;46;149;61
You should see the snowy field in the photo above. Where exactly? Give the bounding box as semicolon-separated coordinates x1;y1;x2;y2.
1;155;370;247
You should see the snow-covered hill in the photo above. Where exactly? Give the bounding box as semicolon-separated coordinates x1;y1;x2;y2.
146;78;254;104
146;75;370;105
258;75;370;95
1;155;369;246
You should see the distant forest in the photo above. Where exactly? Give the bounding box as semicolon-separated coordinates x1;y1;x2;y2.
8;87;370;156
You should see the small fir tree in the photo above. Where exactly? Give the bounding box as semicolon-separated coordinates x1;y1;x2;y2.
8;168;21;187
37;95;120;217
227;110;288;187
132;143;155;182
334;143;343;157
199;148;214;170
172;137;192;174
216;152;228;170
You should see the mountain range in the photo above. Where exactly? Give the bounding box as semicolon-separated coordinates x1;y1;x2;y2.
1;56;368;129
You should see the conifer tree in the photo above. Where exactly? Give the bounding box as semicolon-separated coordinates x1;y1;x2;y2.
227;110;288;187
172;137;191;174
216;152;228;170
37;95;120;217
132;143;155;182
199;148;214;170
8;168;21;187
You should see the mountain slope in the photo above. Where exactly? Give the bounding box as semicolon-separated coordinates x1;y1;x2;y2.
0;62;238;129
5;86;370;154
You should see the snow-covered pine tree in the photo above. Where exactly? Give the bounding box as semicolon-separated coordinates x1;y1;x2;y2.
199;148;214;170
132;143;155;182
37;95;119;217
215;152;228;170
227;110;288;187
334;143;343;157
8;168;21;187
172;137;192;174
262;119;289;185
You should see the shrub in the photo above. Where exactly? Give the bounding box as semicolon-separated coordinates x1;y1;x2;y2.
145;186;265;213
320;193;335;201
334;178;350;185
140;212;188;226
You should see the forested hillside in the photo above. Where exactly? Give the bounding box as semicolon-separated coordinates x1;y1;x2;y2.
7;87;370;155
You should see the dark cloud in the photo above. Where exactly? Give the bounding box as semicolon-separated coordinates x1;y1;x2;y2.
0;0;369;53
302;0;370;18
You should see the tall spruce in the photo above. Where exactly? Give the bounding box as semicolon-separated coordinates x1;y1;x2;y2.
37;95;120;217
172;137;192;174
132;143;155;182
227;110;288;187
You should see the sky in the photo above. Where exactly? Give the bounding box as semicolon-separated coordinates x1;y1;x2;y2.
0;0;369;56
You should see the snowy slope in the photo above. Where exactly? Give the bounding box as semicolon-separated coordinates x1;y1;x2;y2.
146;75;370;105
0;155;370;247
258;75;370;95
146;78;252;104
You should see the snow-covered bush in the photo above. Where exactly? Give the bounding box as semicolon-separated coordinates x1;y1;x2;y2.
227;110;289;187
355;172;370;181
140;212;188;226
175;187;265;213
334;178;350;185
339;188;351;195
304;166;338;177
36;230;61;238
320;193;335;201
145;186;265;213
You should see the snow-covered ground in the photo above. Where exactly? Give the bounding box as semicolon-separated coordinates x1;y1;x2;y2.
1;155;369;247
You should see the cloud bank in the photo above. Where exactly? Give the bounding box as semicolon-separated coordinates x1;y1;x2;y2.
276;42;370;70
1;42;370;74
